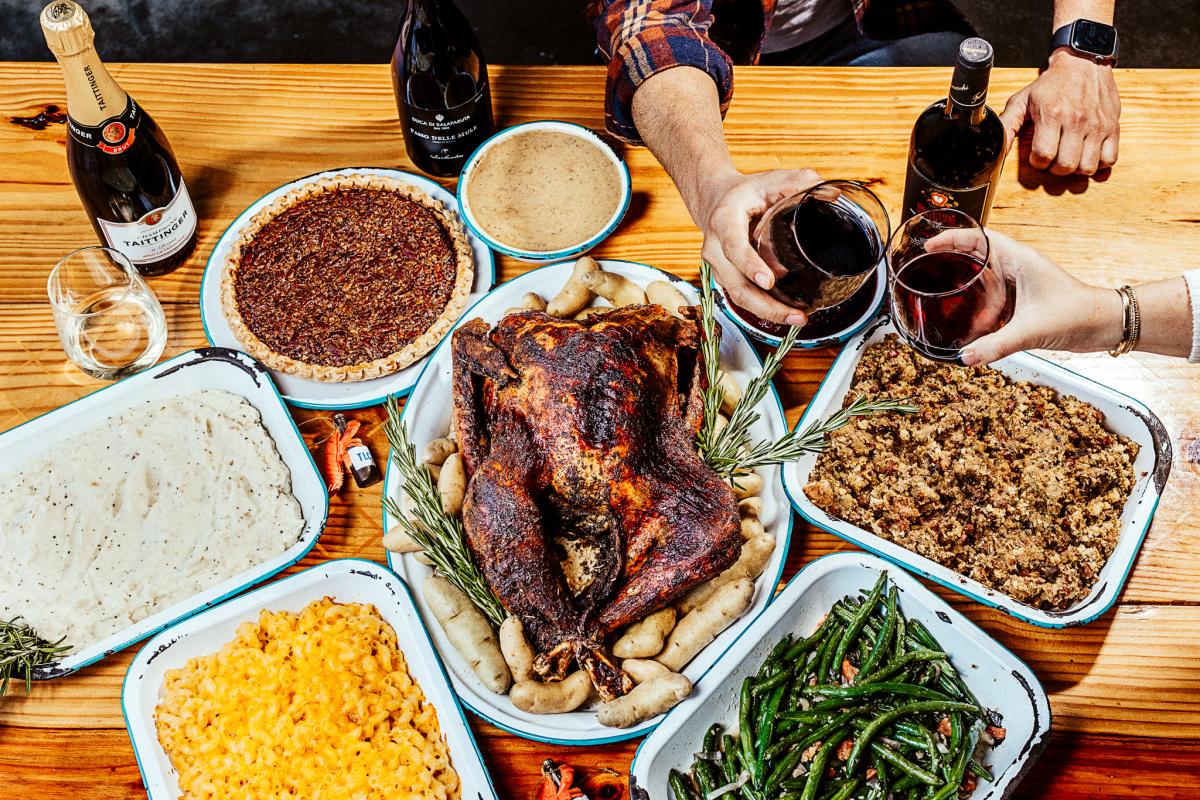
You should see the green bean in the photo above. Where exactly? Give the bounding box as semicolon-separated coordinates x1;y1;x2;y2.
739;677;758;780
804;682;953;702
786;614;836;662
799;728;847;800
669;769;698;800
969;759;993;782
857;587;897;680
871;748;890;794
752;668;791;697
693;760;719;797
764;736;808;793
846;701;978;772
929;719;982;800
813;621;845;683
779;709;838;726
826;778;862;800
756;681;789;776
891;774;921;793
831;572;888;678
703;722;723;753
868;741;940;786
860;650;949;685
767;708;860;761
760;633;795;679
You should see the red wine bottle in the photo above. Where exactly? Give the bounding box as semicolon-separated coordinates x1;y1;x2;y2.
391;0;494;178
901;38;1006;224
40;0;197;277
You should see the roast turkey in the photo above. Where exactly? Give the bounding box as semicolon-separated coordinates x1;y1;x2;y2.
451;304;742;701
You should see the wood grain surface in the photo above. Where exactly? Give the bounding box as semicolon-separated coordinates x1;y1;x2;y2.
1;63;1199;799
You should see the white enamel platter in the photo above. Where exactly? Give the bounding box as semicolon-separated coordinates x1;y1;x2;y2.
382;259;793;745
6;348;327;679
783;317;1172;628
199;167;496;409
122;558;500;800
630;552;1051;800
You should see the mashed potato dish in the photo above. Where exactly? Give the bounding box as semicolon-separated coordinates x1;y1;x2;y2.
0;389;304;649
155;598;460;800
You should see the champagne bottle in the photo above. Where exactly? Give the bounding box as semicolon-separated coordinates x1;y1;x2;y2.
40;0;197;277
901;38;1006;224
391;0;493;177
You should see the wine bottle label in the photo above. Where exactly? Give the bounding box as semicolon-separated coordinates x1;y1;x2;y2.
401;84;492;170
67;95;141;154
96;180;197;266
902;162;992;224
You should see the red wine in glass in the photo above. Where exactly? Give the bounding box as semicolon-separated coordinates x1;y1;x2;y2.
891;250;1014;362
753;180;889;313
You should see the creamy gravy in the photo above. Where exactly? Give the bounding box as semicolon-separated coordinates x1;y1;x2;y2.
0;389;304;649
467;129;622;252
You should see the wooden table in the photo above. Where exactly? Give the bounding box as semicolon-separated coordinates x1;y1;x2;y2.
2;63;1199;799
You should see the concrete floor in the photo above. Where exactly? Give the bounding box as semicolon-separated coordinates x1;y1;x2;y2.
4;0;1197;68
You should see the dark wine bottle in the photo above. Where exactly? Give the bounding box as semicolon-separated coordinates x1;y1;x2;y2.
901;37;1006;224
40;0;197;277
391;0;494;178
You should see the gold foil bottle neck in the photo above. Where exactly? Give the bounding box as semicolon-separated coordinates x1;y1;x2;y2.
41;1;96;59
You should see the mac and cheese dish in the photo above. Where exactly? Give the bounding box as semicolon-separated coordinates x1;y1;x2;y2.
155;597;460;799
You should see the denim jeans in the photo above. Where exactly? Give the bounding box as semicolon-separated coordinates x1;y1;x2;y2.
760;14;968;67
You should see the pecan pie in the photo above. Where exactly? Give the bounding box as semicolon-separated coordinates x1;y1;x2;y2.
221;174;474;382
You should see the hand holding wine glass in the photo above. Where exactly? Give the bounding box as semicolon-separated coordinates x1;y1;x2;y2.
923;228;1198;365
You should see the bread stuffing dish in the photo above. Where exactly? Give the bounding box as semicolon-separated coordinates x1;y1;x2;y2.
803;334;1140;611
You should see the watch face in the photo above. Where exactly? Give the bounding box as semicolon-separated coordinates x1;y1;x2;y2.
1072;19;1117;57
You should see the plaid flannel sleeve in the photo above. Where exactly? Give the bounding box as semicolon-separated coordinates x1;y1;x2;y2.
594;0;734;144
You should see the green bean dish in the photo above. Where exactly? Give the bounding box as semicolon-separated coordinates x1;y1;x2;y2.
669;573;1006;800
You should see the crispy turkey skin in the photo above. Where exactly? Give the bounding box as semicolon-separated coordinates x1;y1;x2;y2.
451;304;742;700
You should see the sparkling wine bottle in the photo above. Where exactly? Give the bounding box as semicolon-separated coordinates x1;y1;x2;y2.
391;0;494;177
40;0;197;277
901;38;1006;225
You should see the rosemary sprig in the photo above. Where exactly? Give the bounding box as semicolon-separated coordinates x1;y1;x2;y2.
694;261;916;479
737;394;919;472
0;618;70;696
383;395;507;628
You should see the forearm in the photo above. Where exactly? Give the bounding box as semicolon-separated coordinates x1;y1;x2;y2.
1077;278;1194;358
1052;0;1114;28
631;66;740;226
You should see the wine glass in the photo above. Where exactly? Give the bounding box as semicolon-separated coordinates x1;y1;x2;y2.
752;179;890;313
887;209;1014;363
48;246;167;380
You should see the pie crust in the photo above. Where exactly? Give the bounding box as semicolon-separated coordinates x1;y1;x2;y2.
220;173;475;382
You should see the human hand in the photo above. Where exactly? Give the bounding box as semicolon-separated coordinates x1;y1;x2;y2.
696;168;824;326
999;50;1121;176
924;227;1121;365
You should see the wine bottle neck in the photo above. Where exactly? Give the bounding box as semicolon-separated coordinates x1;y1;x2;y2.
944;62;990;127
53;47;128;126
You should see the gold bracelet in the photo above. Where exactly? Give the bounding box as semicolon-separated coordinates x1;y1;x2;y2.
1108;286;1141;357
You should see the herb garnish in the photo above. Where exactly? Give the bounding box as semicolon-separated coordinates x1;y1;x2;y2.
383;395;507;628
695;260;917;479
0;617;70;696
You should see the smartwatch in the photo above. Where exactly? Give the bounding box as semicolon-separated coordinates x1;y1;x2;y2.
1051;18;1119;65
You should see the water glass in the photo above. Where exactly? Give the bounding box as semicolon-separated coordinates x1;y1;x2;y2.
887;209;1013;363
48;246;167;380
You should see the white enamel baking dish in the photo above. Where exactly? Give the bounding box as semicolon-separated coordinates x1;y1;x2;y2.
783;317;1172;627
4;347;327;679
382;259;794;745
629;551;1051;800
122;558;499;800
